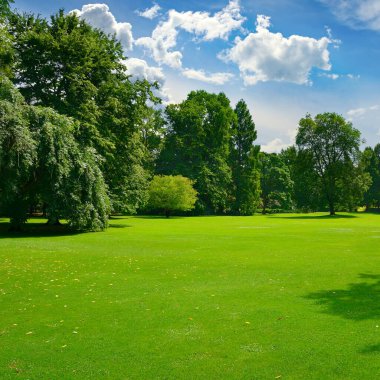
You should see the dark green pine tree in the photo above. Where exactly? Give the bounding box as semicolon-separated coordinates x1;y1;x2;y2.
231;99;260;215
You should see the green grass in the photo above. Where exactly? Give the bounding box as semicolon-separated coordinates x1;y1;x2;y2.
0;213;379;379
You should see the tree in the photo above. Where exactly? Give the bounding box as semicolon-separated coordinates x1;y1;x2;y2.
230;100;260;215
296;113;362;215
158;90;236;214
0;0;13;17
148;175;197;217
0;76;110;230
259;152;293;214
280;146;322;212
8;10;160;214
361;145;380;209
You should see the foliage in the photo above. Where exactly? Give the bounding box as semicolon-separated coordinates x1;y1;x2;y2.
259;152;294;214
296;112;362;215
8;10;158;214
158;90;235;214
148;175;197;217
0;76;109;230
361;144;380;209
230;99;260;215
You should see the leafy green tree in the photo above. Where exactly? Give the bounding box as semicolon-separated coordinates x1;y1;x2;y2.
8;10;159;214
280;146;322;212
296;113;362;215
0;0;13;17
158;90;236;214
148;175;197;217
231;99;260;215
0;76;36;229
361;145;380;209
0;76;110;230
259;152;294;214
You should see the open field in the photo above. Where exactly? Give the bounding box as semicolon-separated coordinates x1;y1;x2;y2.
0;213;379;379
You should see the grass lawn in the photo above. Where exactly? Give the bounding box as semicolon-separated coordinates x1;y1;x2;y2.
0;213;379;379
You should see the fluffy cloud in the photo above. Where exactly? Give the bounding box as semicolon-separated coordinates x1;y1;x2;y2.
261;138;290;153
261;129;297;153
136;0;245;68
71;4;133;50
182;68;233;85
347;105;379;119
137;4;161;20
122;58;171;103
320;0;380;31
219;15;332;85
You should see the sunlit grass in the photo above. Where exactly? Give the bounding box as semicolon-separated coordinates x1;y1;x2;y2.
0;213;379;379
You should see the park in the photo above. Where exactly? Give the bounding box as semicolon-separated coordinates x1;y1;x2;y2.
1;213;379;379
1;0;380;379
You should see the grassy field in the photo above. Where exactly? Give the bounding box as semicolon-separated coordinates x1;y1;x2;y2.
0;213;379;379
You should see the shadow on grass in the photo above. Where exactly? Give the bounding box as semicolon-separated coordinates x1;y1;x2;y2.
0;221;81;238
305;274;380;321
271;214;358;220
305;274;380;354
360;344;380;354
108;224;132;228
134;215;185;220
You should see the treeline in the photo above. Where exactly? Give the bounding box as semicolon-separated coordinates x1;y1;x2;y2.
0;4;379;230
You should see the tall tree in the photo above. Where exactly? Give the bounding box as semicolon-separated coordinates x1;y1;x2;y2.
259;152;293;214
296;113;363;215
361;144;380;209
158;90;236;214
230;100;260;215
0;76;110;230
8;10;159;213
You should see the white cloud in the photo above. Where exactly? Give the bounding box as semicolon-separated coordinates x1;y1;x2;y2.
320;73;340;80
137;4;161;20
122;58;171;103
71;4;133;51
261;138;289;153
219;15;332;85
261;129;296;153
320;0;380;31
136;0;245;68
182;68;233;85
347;105;379;119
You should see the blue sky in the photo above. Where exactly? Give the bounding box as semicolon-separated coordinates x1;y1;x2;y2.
12;0;380;151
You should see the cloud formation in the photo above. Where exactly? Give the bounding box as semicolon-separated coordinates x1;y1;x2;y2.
137;4;161;20
182;68;233;85
136;0;245;68
219;15;332;85
71;4;133;50
347;105;379;119
320;0;380;31
122;58;171;103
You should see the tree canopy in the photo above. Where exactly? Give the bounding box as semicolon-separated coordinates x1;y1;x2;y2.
148;175;197;217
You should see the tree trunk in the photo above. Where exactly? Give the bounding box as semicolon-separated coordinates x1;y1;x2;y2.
165;209;170;218
329;202;335;216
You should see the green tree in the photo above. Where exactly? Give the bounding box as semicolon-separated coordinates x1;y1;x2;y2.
0;76;110;230
158;90;236;214
361;145;380;209
0;0;13;17
296;113;362;215
259;152;294;214
148;175;197;217
231;99;260;215
280;146;322;212
8;10;159;214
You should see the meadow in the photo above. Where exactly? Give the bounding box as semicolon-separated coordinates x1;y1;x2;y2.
0;213;379;379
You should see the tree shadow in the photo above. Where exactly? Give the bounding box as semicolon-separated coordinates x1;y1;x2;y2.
360;344;380;355
271;214;358;220
304;274;380;321
305;274;380;354
108;224;132;228
0;221;81;238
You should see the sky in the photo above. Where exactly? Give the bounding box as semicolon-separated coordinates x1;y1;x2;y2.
11;0;380;152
